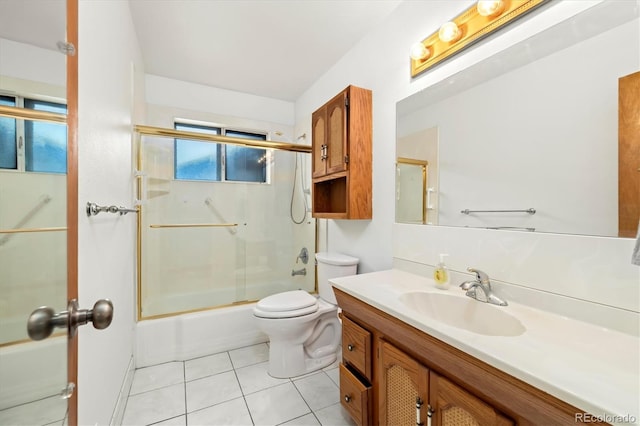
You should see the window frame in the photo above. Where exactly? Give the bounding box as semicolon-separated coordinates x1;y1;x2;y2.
0;93;67;174
173;119;272;185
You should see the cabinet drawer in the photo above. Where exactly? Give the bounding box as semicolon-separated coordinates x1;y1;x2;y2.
339;364;370;426
342;316;372;379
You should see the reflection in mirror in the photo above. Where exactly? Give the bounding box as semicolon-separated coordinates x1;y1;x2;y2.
396;0;639;238
0;0;66;100
0;117;68;419
396;159;428;224
0;1;69;423
397;126;439;225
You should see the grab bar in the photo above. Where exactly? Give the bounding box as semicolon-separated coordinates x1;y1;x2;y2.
461;208;536;215
149;223;238;228
204;197;238;235
0;227;66;235
0;195;52;246
86;202;138;217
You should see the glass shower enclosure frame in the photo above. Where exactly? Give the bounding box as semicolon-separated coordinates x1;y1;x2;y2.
134;125;316;320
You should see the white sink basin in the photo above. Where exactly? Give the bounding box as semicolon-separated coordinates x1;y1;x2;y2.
398;292;526;337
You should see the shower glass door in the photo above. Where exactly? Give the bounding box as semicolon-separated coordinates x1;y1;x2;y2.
139;133;246;317
137;129;316;319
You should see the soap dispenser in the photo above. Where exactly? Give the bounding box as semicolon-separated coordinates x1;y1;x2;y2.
433;254;450;290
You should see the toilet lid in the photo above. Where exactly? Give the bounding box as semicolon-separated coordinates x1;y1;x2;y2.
254;290;319;319
256;290;318;313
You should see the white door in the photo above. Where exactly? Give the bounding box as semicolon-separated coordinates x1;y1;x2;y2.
0;2;105;425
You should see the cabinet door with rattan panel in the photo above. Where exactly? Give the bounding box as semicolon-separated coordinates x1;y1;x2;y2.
312;106;327;179
379;340;429;426
430;371;514;426
325;90;348;175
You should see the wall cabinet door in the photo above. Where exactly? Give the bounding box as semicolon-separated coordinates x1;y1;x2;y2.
311;106;327;179
430;371;514;426
325;90;348;175
311;90;348;179
379;341;429;426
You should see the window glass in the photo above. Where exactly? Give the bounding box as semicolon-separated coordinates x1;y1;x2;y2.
225;130;267;183
24;99;67;174
174;123;222;181
0;96;17;170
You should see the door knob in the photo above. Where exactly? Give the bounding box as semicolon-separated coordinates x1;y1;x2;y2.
27;299;113;341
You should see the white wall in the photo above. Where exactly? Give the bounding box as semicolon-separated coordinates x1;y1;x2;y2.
295;0;639;319
78;0;144;424
146;74;295;127
0;38;65;91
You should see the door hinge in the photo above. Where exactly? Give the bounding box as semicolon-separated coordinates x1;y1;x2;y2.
344;155;349;164
60;382;75;399
345;96;349;108
56;41;76;56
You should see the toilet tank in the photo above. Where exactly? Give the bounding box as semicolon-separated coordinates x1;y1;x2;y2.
316;252;359;304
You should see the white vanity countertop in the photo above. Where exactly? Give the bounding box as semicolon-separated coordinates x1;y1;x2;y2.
330;269;640;425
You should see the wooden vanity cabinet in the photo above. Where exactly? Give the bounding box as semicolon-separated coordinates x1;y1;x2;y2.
311;85;372;219
379;340;513;426
334;288;607;426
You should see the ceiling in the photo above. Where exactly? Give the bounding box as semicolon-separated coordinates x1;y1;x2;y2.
128;0;403;101
0;1;402;102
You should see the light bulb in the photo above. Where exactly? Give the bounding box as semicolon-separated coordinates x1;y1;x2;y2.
410;42;430;61
477;0;504;17
438;22;461;43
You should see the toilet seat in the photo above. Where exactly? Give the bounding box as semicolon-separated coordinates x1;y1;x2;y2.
254;290;319;319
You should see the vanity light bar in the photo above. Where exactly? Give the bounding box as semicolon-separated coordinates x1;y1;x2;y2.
410;0;549;78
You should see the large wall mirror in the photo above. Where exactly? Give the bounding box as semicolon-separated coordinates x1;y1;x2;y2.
0;1;71;424
397;0;639;238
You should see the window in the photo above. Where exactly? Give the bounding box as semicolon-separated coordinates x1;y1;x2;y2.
0;96;67;174
174;122;268;183
174;122;222;181
225;130;267;183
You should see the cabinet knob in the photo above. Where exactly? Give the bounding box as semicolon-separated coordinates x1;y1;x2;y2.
347;344;354;351
344;394;352;403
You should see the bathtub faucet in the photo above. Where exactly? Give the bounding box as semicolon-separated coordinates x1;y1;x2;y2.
291;268;307;276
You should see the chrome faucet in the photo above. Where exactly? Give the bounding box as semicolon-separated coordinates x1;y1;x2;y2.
459;268;508;306
291;267;307;276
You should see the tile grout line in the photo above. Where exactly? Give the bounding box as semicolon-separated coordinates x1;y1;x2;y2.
182;360;188;426
229;350;257;425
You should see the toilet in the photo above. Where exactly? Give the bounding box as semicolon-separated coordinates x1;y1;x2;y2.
253;251;359;378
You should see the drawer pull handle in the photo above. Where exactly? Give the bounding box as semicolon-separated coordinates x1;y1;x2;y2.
347;344;354;351
344;394;352;403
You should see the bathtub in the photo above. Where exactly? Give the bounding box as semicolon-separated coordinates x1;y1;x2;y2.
136;280;319;367
136;302;267;367
0;336;66;410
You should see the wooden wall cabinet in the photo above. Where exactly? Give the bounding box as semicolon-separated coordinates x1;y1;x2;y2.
311;85;372;219
335;288;605;426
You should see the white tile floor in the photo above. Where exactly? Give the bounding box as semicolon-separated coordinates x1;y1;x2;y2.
122;343;356;426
